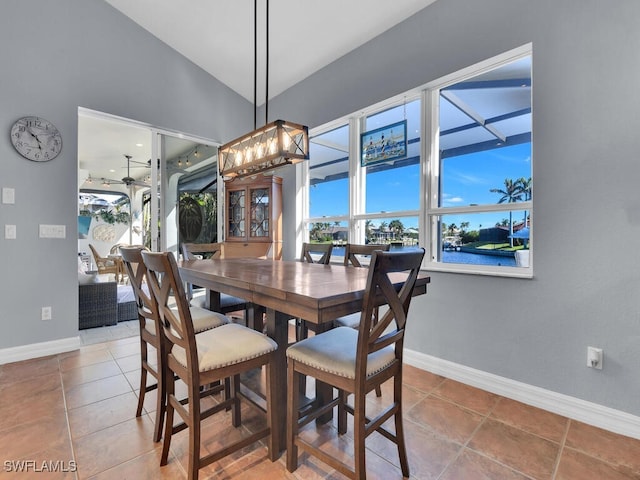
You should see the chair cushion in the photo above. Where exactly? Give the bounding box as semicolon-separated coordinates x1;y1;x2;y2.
190;290;247;311
171;323;277;372
333;312;360;329
286;326;394;379
169;305;230;333
142;300;224;336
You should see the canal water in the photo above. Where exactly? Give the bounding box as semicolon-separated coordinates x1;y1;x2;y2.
331;245;516;267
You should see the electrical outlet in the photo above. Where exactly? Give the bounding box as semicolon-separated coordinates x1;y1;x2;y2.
587;346;603;369
41;306;52;321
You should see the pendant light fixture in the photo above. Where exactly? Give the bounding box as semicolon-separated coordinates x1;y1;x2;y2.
218;0;309;179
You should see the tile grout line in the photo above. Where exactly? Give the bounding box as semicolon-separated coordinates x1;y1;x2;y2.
550;418;571;480
434;390;503;480
438;394;556;480
57;354;80;480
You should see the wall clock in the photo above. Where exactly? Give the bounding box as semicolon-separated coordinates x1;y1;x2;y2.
10;116;62;162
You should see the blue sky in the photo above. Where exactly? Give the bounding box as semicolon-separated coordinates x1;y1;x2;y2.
310;142;531;231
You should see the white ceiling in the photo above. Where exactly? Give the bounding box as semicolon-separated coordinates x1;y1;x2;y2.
103;0;438;103
80;0;438;190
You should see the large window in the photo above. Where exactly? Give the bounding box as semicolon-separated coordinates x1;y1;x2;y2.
302;45;532;276
363;101;421;215
428;48;532;275
308;123;349;219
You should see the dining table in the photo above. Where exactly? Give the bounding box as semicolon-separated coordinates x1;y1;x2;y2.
178;256;430;453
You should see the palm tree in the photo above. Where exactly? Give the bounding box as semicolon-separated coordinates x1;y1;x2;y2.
516;177;532;226
310;222;330;242
378;221;388;242
490;178;523;246
389;219;404;239
364;219;373;242
517;177;532;201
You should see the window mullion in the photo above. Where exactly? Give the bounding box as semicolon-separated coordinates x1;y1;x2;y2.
349;116;364;243
424;87;440;259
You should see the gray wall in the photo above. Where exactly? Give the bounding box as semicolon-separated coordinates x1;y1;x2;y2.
0;0;252;348
2;0;640;419
271;0;640;416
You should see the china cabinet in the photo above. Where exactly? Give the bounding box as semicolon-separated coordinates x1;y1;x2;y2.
224;174;282;259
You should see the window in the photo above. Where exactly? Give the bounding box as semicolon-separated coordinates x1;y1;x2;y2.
306;123;350;262
308;123;350;219
427;48;532;276
302;45;532;276
363;101;421;215
305;104;422;263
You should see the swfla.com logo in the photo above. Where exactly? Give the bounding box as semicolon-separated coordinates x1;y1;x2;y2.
4;460;77;473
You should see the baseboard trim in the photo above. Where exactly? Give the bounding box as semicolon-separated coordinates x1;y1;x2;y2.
0;336;81;365
405;349;640;440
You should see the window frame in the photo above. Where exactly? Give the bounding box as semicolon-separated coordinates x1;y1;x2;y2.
303;96;423;252
424;44;532;278
301;44;532;277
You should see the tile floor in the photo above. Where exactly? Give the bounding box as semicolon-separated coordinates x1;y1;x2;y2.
1;322;640;479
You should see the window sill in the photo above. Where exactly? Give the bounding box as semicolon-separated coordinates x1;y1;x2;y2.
424;261;533;279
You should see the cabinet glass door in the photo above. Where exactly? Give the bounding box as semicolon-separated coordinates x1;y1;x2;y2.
250;188;270;238
228;189;245;238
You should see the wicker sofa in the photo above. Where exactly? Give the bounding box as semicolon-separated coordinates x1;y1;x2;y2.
79;281;118;329
117;300;138;322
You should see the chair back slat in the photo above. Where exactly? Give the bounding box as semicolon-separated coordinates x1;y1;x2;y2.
120;246;157;330
356;249;425;374
181;242;223;301
343;243;390;267
181;242;223;260
142;251;197;364
300;242;333;264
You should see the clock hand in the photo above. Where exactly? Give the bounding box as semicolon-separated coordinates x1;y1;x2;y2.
27;128;42;144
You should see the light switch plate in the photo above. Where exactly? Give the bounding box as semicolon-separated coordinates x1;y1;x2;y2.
2;188;15;204
5;224;16;239
39;224;66;239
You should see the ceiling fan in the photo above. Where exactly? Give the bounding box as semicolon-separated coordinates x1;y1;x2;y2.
101;154;150;188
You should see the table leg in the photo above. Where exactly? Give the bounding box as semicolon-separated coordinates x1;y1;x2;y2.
264;308;288;453
247;304;265;332
205;290;222;311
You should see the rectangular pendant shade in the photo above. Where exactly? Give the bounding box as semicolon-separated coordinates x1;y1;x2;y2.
218;119;309;179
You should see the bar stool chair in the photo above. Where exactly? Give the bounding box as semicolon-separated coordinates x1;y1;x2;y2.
300;242;333;264
333;243;390;327
333;243;390;398
286;248;425;480
119;246;230;443
181;243;248;313
142;251;278;480
296;242;333;341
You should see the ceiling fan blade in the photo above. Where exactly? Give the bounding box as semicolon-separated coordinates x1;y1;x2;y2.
129;159;150;166
100;177;125;186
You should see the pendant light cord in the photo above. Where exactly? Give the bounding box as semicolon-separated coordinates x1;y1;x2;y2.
253;0;270;129
265;0;269;125
253;0;257;130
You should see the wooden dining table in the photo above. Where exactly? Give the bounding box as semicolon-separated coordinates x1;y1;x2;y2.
178;256;430;453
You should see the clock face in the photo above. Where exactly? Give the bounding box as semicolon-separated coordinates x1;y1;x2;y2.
10;116;62;162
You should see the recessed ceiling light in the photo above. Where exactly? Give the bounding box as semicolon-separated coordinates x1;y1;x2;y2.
109;169;116;173
136;143;143;147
